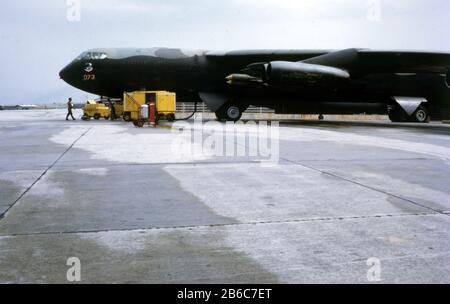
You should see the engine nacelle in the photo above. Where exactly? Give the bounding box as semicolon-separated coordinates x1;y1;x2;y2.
265;61;350;86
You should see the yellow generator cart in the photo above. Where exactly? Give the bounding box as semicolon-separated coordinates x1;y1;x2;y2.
123;91;176;123
82;100;110;120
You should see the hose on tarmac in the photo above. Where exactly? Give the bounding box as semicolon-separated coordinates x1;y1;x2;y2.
174;102;198;121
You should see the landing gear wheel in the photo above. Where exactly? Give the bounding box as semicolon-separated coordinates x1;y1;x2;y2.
217;103;243;122
226;106;242;121
318;114;324;121
412;106;430;123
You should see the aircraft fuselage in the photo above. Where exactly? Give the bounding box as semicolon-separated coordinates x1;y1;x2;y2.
59;48;450;120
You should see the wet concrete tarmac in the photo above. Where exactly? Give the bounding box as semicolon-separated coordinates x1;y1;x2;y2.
0;109;449;283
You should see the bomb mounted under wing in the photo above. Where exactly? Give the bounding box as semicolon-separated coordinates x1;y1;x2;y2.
60;48;450;122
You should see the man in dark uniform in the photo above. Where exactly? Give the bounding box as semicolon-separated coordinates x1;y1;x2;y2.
108;99;116;120
66;98;76;121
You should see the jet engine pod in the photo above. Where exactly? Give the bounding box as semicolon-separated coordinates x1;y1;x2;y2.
265;61;350;87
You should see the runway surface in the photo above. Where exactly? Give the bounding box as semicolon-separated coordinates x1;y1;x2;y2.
0;109;449;283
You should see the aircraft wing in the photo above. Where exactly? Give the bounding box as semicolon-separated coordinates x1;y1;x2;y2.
304;49;450;74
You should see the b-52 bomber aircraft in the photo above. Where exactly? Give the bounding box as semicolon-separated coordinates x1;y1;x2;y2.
60;47;450;122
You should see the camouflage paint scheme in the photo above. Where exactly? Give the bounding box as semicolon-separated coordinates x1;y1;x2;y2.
59;47;450;120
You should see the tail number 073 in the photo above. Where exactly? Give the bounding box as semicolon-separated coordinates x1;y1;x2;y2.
83;74;96;81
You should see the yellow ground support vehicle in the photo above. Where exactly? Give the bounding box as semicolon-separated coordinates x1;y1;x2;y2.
123;91;176;123
82;99;124;121
114;102;124;118
82;100;110;120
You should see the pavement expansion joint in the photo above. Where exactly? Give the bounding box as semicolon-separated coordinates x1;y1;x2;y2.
0;211;438;238
282;158;449;216
233;136;448;216
0;127;93;221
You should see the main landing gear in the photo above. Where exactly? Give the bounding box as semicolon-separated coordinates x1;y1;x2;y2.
215;102;245;122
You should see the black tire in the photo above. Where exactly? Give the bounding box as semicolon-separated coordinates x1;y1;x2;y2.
411;105;430;123
215;109;226;121
388;107;408;123
136;120;145;128
123;112;132;122
218;103;243;122
81;115;90;121
167;114;176;122
104;116;110;120
94;114;101;120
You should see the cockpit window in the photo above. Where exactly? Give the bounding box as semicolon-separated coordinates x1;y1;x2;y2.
75;52;108;61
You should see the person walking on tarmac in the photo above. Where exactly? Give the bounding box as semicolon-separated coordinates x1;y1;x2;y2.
66;98;76;121
108;99;116;120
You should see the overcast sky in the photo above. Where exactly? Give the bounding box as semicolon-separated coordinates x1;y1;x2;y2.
0;0;449;104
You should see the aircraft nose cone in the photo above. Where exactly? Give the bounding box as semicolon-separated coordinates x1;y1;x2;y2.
59;65;69;80
59;63;76;82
